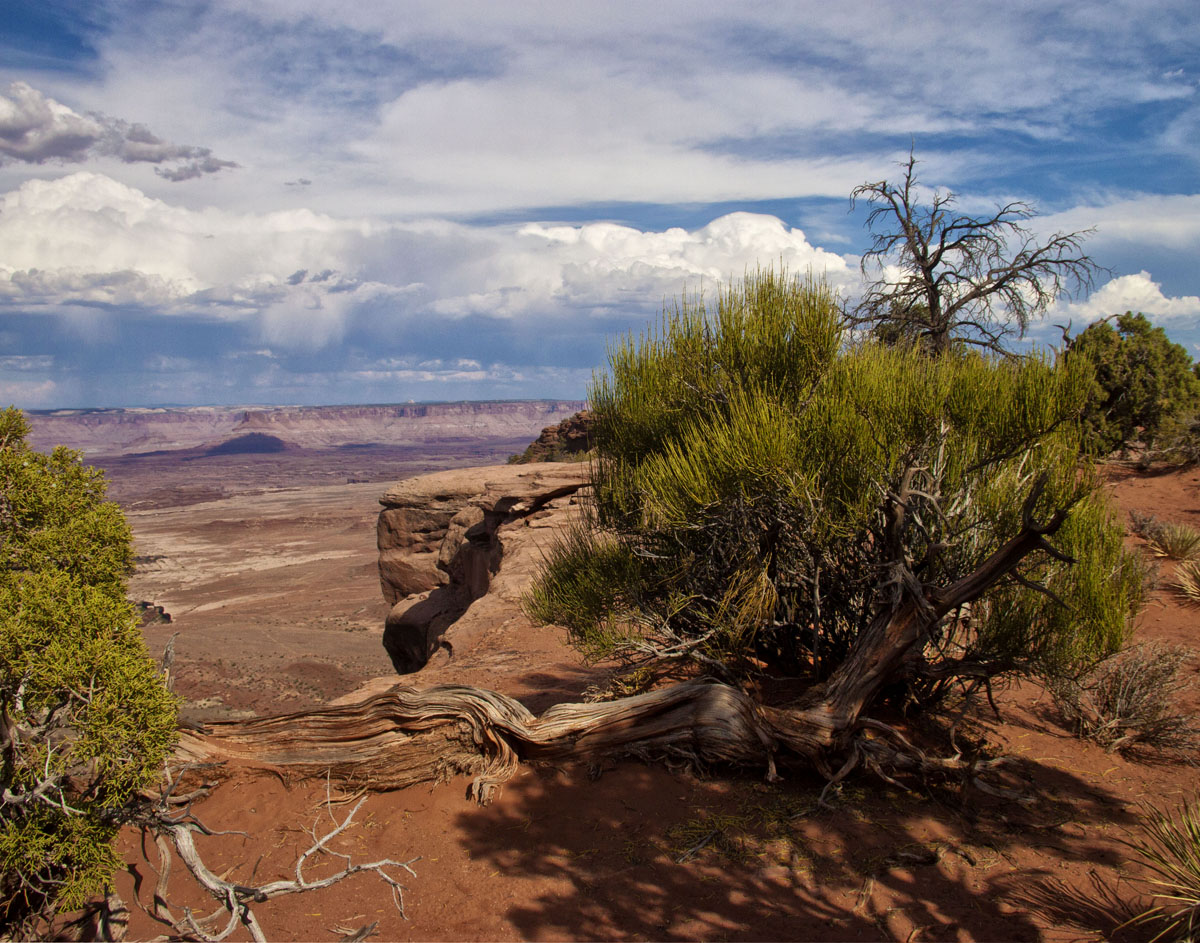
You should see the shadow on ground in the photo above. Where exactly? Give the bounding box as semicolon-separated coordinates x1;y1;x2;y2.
454;746;1148;942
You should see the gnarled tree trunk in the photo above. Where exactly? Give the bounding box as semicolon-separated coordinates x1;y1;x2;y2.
176;502;1068;800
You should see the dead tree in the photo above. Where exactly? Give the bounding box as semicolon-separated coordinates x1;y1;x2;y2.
851;152;1100;355
174;485;1071;802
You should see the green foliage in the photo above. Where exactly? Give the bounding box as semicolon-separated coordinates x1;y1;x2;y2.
1066;312;1200;455
0;407;178;931
525;519;646;661
530;269;1143;693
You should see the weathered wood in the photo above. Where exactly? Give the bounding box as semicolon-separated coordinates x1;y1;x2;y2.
176;509;1069;801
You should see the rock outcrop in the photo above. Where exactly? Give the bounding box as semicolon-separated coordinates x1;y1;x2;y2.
508;410;594;463
376;463;589;673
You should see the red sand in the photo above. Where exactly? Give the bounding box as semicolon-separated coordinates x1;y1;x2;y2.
101;462;1200;942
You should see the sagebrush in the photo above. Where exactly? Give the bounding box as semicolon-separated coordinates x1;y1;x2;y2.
1050;643;1199;757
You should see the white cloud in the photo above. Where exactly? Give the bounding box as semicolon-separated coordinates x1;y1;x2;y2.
0;173;855;347
0;82;236;180
1060;271;1200;327
1041;194;1200;251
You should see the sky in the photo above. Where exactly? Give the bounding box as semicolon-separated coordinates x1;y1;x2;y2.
1;0;1197;409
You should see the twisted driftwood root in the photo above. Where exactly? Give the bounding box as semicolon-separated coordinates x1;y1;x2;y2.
177;680;782;802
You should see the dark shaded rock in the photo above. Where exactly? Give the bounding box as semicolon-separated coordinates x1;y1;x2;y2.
136;600;172;625
203;433;290;456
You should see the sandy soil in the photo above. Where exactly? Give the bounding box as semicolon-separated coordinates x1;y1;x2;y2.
97;459;1200;942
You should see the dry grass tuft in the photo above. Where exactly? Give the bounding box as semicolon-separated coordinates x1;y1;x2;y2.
1120;796;1200;942
1174;560;1200;605
1133;513;1200;561
1051;643;1200;758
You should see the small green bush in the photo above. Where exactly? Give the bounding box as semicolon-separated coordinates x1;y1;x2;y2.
0;408;178;933
1066;312;1200;456
530;269;1144;697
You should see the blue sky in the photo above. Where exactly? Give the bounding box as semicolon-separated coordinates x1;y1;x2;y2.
1;0;1197;408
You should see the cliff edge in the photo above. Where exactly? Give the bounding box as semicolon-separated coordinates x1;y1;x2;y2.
376;463;589;673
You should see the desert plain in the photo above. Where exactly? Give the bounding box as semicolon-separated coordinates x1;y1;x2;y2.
46;410;1200;942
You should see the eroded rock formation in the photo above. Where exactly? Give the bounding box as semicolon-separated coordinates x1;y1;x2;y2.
376;464;589;673
508;410;594;463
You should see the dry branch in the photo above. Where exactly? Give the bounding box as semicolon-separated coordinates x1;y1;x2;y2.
137;778;417;943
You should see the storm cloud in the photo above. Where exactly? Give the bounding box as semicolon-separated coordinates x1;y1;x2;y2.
0;82;237;179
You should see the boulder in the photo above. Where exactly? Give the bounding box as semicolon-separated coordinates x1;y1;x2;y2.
376;463;588;672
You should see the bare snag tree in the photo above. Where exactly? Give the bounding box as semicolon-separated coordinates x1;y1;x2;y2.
851;152;1100;354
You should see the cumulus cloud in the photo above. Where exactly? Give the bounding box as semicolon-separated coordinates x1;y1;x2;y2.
0;173;855;350
0;82;236;180
1062;271;1200;325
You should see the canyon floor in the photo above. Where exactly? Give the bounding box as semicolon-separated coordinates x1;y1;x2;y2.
94;450;1200;941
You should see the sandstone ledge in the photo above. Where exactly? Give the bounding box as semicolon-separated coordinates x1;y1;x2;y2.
376;463;589;673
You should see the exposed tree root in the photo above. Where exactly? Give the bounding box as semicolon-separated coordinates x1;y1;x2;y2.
175;495;1071;804
128;772;417;943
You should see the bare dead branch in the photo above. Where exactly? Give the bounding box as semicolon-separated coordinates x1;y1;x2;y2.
851;151;1102;354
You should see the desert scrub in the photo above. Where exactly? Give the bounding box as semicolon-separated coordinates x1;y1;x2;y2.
529;268;1146;701
1050;643;1199;758
1121;796;1200;942
1144;522;1200;562
0;408;178;934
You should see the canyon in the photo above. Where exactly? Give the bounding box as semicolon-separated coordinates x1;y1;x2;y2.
23;401;1200;941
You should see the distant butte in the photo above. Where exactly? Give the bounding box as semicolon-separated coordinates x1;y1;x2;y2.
22;400;586;456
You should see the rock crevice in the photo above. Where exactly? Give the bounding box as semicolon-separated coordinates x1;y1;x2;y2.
376;464;588;673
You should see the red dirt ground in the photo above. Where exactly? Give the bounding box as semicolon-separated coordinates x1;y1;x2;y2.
99;461;1200;941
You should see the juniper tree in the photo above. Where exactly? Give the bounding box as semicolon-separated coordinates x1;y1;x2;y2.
0;407;178;934
1066;311;1200;455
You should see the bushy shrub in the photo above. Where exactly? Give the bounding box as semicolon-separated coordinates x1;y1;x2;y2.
529;269;1144;698
1066;312;1200;456
1050;643;1199;757
0;408;178;933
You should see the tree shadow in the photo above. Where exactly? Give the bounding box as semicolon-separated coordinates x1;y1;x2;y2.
453;748;1144;942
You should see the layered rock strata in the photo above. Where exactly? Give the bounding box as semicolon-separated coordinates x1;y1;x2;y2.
26;400;585;456
376;463;589;673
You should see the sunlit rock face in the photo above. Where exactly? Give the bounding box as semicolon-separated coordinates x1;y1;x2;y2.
376;463;588;673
